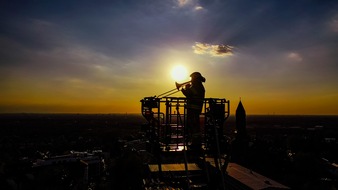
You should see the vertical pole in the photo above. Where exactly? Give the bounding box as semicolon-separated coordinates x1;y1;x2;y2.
176;99;190;189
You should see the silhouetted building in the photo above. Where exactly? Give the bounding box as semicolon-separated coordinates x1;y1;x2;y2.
80;156;101;185
232;100;249;164
236;99;247;138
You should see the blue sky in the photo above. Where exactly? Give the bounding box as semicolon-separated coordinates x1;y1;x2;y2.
1;0;338;114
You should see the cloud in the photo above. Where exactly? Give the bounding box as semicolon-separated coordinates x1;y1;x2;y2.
330;14;338;33
194;6;203;11
287;52;303;62
174;0;204;12
192;42;233;57
176;0;194;7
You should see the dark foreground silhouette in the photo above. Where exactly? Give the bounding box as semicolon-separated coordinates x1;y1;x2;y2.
0;114;337;189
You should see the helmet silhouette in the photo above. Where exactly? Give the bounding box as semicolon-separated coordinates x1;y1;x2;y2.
190;72;206;82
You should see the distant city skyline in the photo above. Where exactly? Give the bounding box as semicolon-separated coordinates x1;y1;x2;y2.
1;0;338;115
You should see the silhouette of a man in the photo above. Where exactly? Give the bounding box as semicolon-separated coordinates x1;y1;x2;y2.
181;72;206;148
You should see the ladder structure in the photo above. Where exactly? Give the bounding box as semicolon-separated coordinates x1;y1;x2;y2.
141;96;230;189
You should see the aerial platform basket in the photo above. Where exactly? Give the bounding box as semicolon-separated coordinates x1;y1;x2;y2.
140;96;230;190
140;96;230;152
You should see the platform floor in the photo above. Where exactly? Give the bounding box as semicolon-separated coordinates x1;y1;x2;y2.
147;158;290;189
149;163;201;172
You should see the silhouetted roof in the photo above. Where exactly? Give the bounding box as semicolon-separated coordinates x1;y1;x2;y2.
227;163;290;189
236;100;246;114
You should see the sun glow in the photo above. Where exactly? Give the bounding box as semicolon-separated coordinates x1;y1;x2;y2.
171;65;188;82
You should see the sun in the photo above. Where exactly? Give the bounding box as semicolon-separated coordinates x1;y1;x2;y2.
171;65;188;82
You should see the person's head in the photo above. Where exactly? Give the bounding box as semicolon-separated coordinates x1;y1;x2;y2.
190;72;206;83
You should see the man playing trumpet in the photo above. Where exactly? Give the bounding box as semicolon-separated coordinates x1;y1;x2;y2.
181;72;206;150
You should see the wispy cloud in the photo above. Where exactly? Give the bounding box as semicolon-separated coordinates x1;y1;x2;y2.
195;6;203;11
192;42;233;57
176;0;189;7
287;52;303;62
330;14;338;33
176;0;199;8
174;0;204;12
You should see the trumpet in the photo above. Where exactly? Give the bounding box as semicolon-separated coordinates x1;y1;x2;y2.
175;81;191;90
157;81;191;98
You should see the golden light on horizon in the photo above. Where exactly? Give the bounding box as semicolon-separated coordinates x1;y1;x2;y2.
171;65;189;82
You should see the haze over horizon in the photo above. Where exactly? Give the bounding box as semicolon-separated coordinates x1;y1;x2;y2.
1;0;338;115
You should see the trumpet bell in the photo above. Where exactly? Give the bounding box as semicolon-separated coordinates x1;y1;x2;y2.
175;82;180;90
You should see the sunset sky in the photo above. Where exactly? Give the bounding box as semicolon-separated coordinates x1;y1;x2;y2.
1;0;338;115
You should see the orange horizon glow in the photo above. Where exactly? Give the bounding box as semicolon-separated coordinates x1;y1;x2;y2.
1;92;338;115
1;68;338;115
